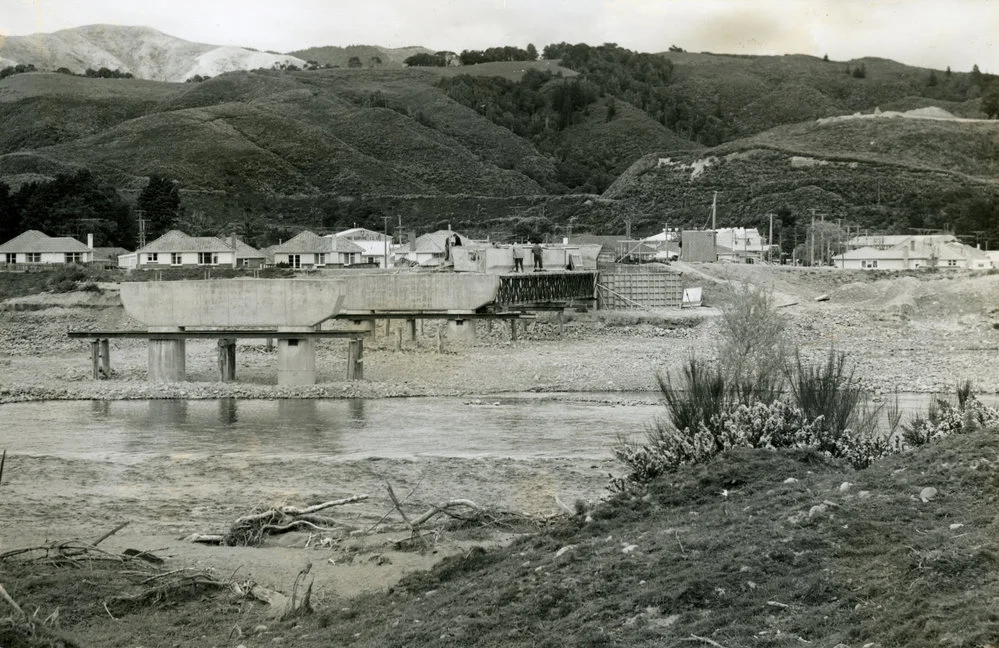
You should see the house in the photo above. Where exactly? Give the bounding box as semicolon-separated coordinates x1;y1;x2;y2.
131;230;236;268
333;227;392;268
271;230;364;269
715;227;768;263
91;246;130;270
844;234;956;251
227;236;267;268
397;230;469;266
832;237;991;270
0;230;95;266
571;235;625;266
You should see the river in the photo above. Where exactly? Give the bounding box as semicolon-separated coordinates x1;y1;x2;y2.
2;391;992;463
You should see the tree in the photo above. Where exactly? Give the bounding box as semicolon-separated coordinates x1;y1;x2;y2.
823;53;829;62
981;79;999;118
971;64;983;86
526;43;538;60
368;56;382;68
852;63;867;79
137;175;180;239
927;70;938;87
347;56;362;68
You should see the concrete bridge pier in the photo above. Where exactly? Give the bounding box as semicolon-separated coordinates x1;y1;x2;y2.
148;328;186;382
277;327;317;385
447;319;477;344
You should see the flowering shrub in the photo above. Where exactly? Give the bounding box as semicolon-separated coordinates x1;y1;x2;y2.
612;400;828;491
902;396;999;448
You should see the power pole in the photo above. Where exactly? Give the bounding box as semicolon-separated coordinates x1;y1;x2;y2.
711;191;717;230
382;215;391;269
810;209;816;267
768;213;774;264
136;209;146;248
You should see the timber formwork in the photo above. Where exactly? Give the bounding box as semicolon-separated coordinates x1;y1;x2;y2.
596;265;683;309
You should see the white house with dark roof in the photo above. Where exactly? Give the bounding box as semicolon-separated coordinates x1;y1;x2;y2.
132;230;236;268
832;236;992;270
271;230;365;269
0;230;94;265
225;235;267;268
334;227;393;267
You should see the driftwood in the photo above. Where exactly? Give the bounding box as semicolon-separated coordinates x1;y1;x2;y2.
0;538;162;566
190;495;370;546
383;482;561;548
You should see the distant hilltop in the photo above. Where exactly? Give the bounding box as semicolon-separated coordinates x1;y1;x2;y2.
0;24;308;82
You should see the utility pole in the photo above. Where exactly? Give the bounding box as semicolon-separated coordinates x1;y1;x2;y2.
382;215;391;269
810;209;816;267
136;209;146;248
768;213;774;264
711;191;717;230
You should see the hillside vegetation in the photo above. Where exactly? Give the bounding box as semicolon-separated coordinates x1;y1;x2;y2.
0;35;997;244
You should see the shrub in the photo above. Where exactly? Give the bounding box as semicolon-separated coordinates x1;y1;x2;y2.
785;348;879;453
902;384;999;448
715;283;788;400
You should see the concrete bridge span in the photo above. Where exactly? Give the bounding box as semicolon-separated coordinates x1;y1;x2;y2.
114;273;596;385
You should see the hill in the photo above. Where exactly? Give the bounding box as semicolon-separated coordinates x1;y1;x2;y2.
1;34;998;243
0;24;306;81
287;44;433;69
605;107;999;236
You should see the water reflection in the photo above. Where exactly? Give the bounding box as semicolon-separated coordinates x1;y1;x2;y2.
147;399;188;426
218;397;238;425
90;400;110;417
348;398;365;423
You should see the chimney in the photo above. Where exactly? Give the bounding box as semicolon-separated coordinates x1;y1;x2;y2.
87;233;94;249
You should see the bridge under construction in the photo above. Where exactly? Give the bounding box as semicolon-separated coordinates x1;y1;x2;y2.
69;272;599;385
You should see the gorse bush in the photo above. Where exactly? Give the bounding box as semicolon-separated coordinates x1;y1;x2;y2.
716;283;788;401
785;348;881;453
611;286;902;490
902;385;999;447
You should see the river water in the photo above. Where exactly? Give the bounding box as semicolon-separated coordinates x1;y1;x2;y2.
2;391;994;463
0;394;662;462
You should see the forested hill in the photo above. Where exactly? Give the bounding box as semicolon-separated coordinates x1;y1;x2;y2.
1;37;997;248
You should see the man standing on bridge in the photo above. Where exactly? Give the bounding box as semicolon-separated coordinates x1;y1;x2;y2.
511;244;525;272
531;242;544;271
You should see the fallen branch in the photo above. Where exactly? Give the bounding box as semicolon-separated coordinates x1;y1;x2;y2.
93;521;129;547
191;495;369;546
0;582;25;617
0;448;6;487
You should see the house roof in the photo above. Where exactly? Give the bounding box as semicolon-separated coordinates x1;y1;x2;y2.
834;241;986;261
272;231;364;254
138;230;233;253
0;230;92;253
92;246;130;260
336;227;391;242
401;230;468;254
846;234;957;248
227;237;265;259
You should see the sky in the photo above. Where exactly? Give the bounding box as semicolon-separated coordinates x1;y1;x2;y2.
2;0;997;73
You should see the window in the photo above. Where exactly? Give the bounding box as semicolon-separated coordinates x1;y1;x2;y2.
4;253;15;263
147;253;158;263
65;252;82;263
344;253;356;266
26;253;41;263
198;252;218;265
316;253;326;266
947;259;958;267
863;259;878;269
288;254;301;269
171;253;182;265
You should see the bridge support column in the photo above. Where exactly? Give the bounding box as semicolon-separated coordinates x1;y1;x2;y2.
149;328;186;383
447;319;477;344
347;338;364;380
407;319;417;342
277;327;316;385
218;338;236;382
